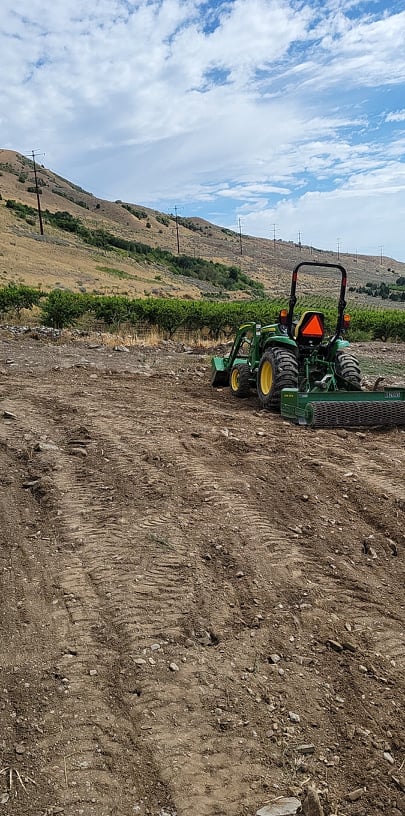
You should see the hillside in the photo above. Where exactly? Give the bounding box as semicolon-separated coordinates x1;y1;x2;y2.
1;149;405;305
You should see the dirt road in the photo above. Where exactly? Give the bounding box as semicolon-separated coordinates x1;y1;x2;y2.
0;332;404;816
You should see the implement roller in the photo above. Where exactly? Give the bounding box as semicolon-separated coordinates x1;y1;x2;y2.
211;261;405;428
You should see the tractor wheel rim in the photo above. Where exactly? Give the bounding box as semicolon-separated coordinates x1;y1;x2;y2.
231;369;240;390
260;360;273;395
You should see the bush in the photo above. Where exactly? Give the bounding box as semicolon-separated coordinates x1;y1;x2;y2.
6;199;36;219
5;285;401;342
41;290;92;328
0;284;43;317
122;204;148;219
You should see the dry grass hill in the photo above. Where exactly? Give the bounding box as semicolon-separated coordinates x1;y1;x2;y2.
1;148;404;304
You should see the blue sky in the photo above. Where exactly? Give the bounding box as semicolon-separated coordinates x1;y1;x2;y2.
1;0;405;261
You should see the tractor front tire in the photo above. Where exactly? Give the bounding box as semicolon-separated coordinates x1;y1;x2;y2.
335;351;361;387
257;347;298;411
230;363;251;398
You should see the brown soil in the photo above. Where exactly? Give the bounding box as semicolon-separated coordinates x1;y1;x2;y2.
0;333;404;816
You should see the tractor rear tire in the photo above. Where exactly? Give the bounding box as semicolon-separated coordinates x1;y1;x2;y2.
230;363;251;398
335;351;361;387
257;347;298;411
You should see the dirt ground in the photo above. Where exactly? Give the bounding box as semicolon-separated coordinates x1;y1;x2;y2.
0;331;404;816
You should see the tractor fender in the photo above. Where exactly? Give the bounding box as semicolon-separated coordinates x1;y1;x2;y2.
263;336;297;352
326;338;350;357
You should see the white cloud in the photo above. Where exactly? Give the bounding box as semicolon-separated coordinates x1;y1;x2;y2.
1;1;405;260
282;10;405;91
241;162;405;258
386;110;405;122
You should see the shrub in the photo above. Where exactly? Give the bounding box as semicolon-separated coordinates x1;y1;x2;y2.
41;290;92;328
0;284;43;317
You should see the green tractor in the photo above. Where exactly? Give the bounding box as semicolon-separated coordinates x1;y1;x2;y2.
211;261;405;428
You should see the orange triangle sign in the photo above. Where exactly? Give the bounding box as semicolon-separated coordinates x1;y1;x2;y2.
301;314;324;337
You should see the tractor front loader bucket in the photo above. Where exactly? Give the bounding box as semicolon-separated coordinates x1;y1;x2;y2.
281;387;405;428
211;356;230;387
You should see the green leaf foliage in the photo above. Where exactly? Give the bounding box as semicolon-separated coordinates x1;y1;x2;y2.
0;284;43;316
40;290;93;328
0;283;404;341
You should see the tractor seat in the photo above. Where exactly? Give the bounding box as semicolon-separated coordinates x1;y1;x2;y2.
294;311;325;344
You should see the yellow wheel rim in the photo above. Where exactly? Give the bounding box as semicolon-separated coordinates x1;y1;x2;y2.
260;360;273;395
231;368;240;391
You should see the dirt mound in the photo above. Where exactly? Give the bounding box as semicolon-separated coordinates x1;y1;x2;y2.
0;333;404;815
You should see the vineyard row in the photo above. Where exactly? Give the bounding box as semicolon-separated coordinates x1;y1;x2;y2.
0;286;404;341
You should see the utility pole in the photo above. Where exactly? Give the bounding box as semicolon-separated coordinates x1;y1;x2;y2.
174;205;180;254
238;218;243;255
379;245;383;265
31;150;44;235
298;230;302;251
272;223;277;254
337;238;340;260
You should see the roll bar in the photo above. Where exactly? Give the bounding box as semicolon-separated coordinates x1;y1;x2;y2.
287;261;347;345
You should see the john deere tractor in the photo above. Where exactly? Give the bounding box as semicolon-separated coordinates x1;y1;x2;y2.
211;261;405;428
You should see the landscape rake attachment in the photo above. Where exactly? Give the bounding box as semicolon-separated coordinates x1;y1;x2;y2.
211;261;405;429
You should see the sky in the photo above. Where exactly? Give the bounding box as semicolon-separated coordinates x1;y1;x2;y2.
1;0;405;261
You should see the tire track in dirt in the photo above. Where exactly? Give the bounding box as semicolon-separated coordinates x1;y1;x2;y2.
1;362;405;816
45;396;263;815
285;433;405;669
3;385;261;814
165;445;405;672
320;436;405;502
2;379;304;813
85;382;405;814
90;387;405;670
1;392;177;816
72;379;405;810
